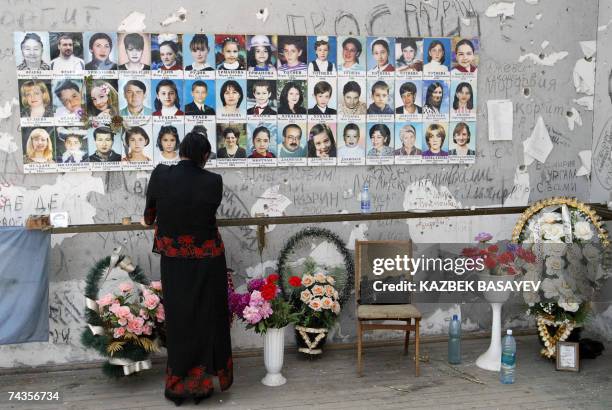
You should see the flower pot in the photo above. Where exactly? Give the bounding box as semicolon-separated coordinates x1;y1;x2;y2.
261;326;287;386
295;326;328;356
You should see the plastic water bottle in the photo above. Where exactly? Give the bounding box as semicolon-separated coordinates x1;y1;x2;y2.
448;314;461;364
360;182;371;213
500;329;516;384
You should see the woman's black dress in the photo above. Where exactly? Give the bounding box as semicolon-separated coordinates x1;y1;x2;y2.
144;160;232;401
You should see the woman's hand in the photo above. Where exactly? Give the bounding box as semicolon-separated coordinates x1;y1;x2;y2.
140;217;150;227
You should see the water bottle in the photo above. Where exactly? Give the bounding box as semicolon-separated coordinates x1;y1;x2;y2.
500;329;516;384
448;314;461;364
360;182;371;213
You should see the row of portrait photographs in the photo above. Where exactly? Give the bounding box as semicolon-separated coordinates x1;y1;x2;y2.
14;32;479;80
18;76;477;127
21;120;476;173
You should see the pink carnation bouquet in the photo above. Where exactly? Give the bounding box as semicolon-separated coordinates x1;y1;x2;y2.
96;280;165;354
228;274;300;334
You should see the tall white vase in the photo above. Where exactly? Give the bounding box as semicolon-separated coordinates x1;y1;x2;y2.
261;326;287;386
476;274;514;371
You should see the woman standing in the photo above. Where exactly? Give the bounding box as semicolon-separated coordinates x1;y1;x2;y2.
143;131;232;406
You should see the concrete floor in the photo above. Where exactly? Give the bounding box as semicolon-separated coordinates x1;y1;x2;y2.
0;335;610;409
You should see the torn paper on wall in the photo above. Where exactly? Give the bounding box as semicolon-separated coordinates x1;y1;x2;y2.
525;0;539;5
485;2;515;20
0;173;104;245
523;116;553;163
403;179;462;213
118;11;146;32
504;166;531;206
256;8;269;23
574;96;594;111
580;41;596;59
487;100;513;141
573;58;595;95
541;41;549;49
0;98;18;120
0;132;18;153
347;223;368;250
161;7;187;26
250;185;291;232
518;51;569;66
576;150;592;177
566;107;582;131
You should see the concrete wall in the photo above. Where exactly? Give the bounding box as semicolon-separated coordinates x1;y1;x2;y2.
0;0;610;367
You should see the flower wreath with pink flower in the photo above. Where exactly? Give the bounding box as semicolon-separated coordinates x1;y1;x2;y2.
82;249;166;377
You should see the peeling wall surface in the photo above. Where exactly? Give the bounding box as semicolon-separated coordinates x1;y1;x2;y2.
0;0;611;367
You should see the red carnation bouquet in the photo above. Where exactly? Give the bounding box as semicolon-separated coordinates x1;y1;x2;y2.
228;273;300;334
462;232;536;276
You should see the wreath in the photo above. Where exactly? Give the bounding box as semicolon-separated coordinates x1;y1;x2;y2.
511;197;611;358
81;248;165;377
277;227;353;306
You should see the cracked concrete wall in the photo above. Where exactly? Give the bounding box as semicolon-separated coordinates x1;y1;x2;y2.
0;0;610;367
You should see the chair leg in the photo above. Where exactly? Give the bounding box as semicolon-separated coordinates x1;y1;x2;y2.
403;319;411;355
357;320;363;377
414;318;420;377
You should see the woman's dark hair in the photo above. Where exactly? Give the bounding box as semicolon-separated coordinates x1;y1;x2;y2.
156;125;180;150
425;81;444;109
368;123;390;145
219;80;244;107
452;82;474;110
154;79;180;111
124;126;150;146
252;125;271;142
307;123;336;157
191;125;208;137
247;45;273;67
159;40;182;66
452;122;471;144
21;33;44;49
54;79;80;99
399;82;417;97
399;38;418;53
190;34;209;51
223;127;240;141
371;38;389;53
343;81;361;96
179;131;211;167
123;33;144;50
427;40;445;63
89;33;112;51
455;38;475;53
342;37;362;63
279;82;304;112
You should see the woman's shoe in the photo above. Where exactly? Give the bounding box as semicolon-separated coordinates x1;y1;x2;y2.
165;394;184;407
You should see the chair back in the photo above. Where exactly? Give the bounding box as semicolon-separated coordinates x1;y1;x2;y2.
355;240;413;305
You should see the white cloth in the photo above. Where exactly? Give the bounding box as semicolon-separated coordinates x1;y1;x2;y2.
51;55;85;72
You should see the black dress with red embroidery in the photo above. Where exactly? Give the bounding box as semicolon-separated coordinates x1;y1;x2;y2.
144;160;225;258
144;160;233;402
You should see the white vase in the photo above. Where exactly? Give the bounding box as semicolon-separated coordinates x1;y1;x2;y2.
475;274;515;371
261;326;287;386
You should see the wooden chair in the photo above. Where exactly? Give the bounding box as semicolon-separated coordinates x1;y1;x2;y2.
355;240;421;377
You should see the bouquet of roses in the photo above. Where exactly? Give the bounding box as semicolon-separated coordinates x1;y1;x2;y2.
96;281;165;354
287;259;341;329
462;232;537;276
228;273;300;334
